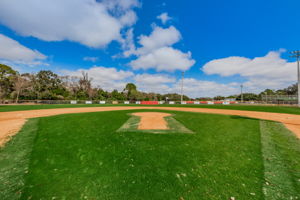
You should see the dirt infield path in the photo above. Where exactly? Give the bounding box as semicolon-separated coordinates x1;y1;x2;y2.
1;106;300;146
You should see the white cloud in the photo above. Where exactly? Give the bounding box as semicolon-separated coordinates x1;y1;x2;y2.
0;0;139;48
121;28;136;57
134;73;175;92
83;56;99;62
135;73;175;84
62;66;134;91
132;73;239;98
0;33;46;63
128;25;195;71
123;25;181;57
119;10;137;27
157;12;172;24
136;26;181;55
202;50;297;92
171;78;239;98
130;47;195;71
102;0;140;11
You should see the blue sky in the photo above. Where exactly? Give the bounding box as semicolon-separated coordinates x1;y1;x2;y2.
0;0;299;97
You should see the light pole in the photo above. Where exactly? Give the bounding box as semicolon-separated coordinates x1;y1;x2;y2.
180;71;185;102
290;50;300;107
240;84;244;103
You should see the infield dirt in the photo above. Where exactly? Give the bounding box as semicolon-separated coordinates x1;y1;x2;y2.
132;112;172;130
1;106;300;146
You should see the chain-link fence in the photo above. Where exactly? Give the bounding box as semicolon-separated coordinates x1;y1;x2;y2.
261;95;298;105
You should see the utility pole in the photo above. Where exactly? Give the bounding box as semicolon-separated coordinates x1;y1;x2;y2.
290;50;300;107
180;71;185;102
240;84;244;103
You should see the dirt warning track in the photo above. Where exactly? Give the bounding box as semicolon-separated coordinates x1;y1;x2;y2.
1;106;300;146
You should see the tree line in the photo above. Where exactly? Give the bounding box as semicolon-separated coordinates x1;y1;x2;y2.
0;64;190;102
0;64;297;102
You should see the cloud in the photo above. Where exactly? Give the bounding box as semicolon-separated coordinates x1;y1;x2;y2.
157;12;172;24
130;47;195;71
102;0;140;11
132;73;239;98
134;76;239;98
134;73;175;92
62;66;134;91
134;73;175;84
121;28;136;57
123;25;181;57
0;33;46;63
171;78;239;98
0;0;139;48
202;50;297;92
83;56;99;62
128;25;195;71
136;26;181;55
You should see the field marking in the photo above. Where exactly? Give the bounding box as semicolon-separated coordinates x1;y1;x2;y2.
1;106;300;146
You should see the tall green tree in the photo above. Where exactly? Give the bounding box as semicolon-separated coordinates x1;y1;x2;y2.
236;93;259;101
283;83;297;95
34;70;66;99
0;64;17;99
111;89;125;100
124;83;137;100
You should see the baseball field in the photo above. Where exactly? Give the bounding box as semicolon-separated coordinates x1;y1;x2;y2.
0;105;300;199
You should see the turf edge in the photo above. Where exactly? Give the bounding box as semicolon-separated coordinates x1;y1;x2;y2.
260;120;300;199
0;118;39;200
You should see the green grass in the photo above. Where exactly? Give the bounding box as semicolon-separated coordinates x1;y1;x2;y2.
260;121;300;199
0;119;39;200
1;103;300;115
0;110;299;199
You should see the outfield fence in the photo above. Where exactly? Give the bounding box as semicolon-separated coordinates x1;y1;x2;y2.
0;99;239;105
0;98;298;105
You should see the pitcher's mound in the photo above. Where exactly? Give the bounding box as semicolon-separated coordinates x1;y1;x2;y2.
132;112;171;130
117;112;193;134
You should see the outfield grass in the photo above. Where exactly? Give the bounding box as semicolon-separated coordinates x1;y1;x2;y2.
1;103;300;115
1;110;299;199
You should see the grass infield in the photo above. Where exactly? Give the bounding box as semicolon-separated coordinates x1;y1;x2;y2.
0;110;299;199
1;104;300;115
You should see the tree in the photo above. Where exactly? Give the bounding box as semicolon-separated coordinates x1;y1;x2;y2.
124;83;137;91
111;89;125;100
75;72;95;99
236;93;259;101
214;96;225;100
34;70;66;99
226;95;237;100
96;89;109;100
283;83;297;95
0;64;17;99
12;74;30;103
124;83;137;100
260;89;276;95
